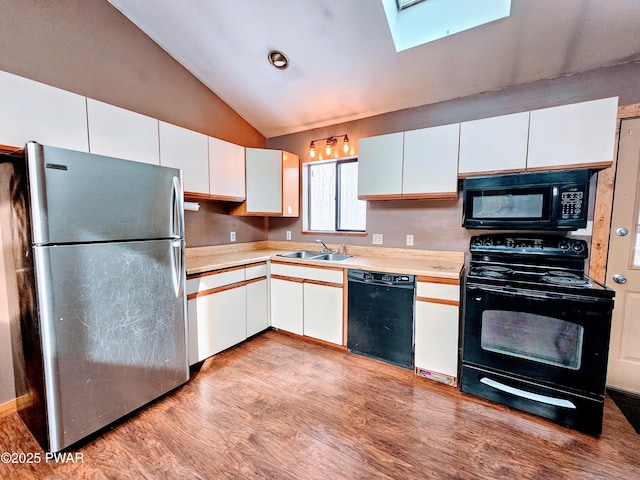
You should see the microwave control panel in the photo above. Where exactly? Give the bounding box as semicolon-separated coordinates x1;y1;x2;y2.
560;187;585;219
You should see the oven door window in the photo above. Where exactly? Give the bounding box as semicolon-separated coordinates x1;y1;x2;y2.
481;310;584;370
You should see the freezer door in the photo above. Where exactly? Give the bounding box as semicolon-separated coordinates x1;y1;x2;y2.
26;142;184;245
33;239;188;452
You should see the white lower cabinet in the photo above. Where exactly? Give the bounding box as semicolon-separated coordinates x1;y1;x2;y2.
303;282;343;345
246;263;270;337
414;278;461;385
270;263;344;345
186;262;269;365
270;278;304;335
195;285;247;359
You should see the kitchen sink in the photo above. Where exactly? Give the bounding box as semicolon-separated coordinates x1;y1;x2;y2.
277;251;323;259
276;251;353;261
311;253;353;261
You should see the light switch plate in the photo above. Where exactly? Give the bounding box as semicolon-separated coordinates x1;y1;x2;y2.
372;233;383;245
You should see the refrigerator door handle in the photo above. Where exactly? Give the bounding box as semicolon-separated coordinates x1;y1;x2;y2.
171;176;185;239
171;239;185;298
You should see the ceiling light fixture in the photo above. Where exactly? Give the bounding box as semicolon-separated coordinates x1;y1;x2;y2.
268;50;289;70
308;134;350;158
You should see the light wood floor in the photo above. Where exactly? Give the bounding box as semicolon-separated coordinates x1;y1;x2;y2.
1;329;639;479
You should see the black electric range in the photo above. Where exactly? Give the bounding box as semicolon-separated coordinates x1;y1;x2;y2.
460;234;615;436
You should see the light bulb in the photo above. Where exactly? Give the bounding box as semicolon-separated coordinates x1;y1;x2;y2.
343;135;350;153
309;141;316;158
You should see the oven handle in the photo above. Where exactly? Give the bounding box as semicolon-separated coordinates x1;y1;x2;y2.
467;284;549;301
467;284;611;303
480;377;576;409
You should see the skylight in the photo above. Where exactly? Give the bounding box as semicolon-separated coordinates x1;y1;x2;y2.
396;0;427;10
381;0;512;52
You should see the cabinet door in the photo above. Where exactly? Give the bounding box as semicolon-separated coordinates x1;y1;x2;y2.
281;151;299;217
209;137;245;201
159;121;209;195
303;283;343;345
415;301;459;378
195;286;247;359
403;124;459;198
527;97;618;170
247;279;269;337
0;70;88;152
87;99;159;165
245;148;283;214
357;132;404;198
270;278;303;335
458;112;529;175
187;298;200;365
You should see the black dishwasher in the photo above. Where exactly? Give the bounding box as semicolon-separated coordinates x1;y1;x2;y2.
347;269;415;369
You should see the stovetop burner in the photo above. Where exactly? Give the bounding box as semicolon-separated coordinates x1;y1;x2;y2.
541;272;590;286
466;234;614;299
475;265;514;279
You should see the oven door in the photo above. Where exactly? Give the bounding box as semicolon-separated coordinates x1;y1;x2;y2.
462;283;613;396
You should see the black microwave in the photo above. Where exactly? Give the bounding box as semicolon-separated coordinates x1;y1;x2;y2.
462;169;592;230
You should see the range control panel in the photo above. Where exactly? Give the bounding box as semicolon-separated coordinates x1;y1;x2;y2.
470;234;588;258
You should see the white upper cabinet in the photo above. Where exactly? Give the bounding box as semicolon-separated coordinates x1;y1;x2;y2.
159;121;209;196
209;137;245;201
358;132;404;198
0;69;88;152
233;148;299;216
87;99;159;165
246;148;282;213
458;111;530;176
527;97;618;170
403;124;459;198
358;126;459;200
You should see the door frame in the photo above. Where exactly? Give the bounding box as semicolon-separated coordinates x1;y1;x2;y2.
590;103;640;282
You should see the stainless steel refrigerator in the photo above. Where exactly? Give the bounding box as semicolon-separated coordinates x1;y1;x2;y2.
9;142;189;452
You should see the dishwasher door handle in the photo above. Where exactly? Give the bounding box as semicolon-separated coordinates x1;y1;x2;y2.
362;278;395;286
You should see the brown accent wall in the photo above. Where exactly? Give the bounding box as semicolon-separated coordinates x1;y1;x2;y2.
0;0;265;148
268;61;640;252
185;203;267;248
0;0;270;247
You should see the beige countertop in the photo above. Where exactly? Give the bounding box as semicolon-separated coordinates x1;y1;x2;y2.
187;241;464;280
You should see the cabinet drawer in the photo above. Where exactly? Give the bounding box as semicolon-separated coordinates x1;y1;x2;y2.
245;263;268;280
271;263;343;284
416;282;460;303
187;267;245;294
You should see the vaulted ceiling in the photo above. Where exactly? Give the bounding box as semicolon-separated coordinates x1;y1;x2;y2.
108;0;640;138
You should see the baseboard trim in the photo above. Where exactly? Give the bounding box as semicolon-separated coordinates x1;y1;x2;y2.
0;398;17;418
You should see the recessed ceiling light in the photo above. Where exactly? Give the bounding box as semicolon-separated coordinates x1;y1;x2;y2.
268;50;289;70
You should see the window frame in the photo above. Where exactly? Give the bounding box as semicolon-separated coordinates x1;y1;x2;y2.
304;157;366;234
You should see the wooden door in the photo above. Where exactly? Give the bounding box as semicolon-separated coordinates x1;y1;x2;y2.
607;117;640;392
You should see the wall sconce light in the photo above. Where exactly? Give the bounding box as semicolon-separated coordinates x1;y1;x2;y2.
308;134;350;158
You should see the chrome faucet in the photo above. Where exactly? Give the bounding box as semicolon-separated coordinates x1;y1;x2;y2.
341;244;347;255
316;239;330;253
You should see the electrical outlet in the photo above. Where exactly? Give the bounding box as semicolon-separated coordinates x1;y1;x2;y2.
372;233;383;245
230;231;236;242
406;234;414;246
286;230;292;240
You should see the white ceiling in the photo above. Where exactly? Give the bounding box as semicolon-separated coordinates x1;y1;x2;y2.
108;0;640;139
